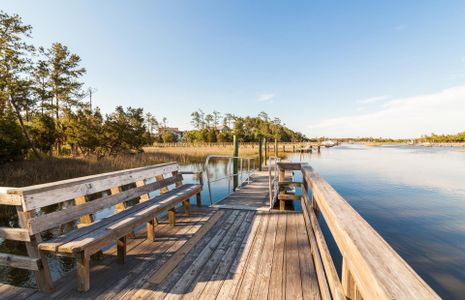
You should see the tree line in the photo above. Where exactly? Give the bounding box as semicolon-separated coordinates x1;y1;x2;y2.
182;110;307;143
418;132;465;143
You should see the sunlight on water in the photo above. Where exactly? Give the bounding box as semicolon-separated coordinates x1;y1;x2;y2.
286;144;465;299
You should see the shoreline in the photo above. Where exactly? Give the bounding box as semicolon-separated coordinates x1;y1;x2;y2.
352;141;465;147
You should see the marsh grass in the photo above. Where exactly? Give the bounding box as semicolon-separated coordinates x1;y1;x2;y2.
0;145;258;187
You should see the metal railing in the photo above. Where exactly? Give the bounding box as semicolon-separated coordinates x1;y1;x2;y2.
204;155;257;205
268;156;280;208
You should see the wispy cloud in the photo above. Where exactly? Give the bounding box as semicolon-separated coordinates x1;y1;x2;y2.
357;95;391;104
395;24;408;31
461;56;465;63
257;93;275;102
308;85;465;138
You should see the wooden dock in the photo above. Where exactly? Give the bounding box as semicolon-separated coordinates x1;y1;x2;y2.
0;161;440;300
212;171;270;211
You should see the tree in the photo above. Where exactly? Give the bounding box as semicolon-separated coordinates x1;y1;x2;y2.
205;113;213;128
103;106;147;154
223;113;236;127
64;107;104;156
42;43;86;120
0;11;40;158
161;131;177;143
32;59;52;116
41;43;86;154
212;110;221;127
0;108;28;163
190;111;201;129
258;111;269;122
145;112;158;134
29;114;57;155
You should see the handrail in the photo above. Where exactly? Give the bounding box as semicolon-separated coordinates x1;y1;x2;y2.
204;155;257;205
296;163;440;299
268;156;280;208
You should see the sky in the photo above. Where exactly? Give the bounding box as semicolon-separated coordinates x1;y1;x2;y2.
2;0;465;138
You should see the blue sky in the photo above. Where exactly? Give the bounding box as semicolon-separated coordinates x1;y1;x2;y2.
2;0;465;138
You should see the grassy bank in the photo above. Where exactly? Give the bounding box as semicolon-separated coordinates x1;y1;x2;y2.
0;145;259;187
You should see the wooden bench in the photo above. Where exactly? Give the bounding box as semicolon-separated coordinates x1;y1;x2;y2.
0;162;202;292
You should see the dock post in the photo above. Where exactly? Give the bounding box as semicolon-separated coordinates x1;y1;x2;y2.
258;137;263;171
233;135;239;191
279;167;286;210
274;138;278;157
264;138;268;166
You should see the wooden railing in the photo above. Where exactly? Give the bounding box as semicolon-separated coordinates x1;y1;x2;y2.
278;162;440;300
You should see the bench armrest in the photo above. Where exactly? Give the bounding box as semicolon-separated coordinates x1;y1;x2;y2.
180;171;204;186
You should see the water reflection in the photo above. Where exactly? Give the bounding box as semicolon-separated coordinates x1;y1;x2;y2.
287;144;465;299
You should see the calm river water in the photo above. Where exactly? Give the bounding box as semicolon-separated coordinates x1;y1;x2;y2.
1;145;464;299
286;144;465;299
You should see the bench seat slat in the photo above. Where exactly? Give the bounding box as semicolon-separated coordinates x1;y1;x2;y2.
38;184;201;254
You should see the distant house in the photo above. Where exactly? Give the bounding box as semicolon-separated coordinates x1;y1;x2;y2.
215;125;230;132
158;127;183;140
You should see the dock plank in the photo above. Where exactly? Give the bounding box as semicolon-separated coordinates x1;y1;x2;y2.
286;212;304;300
198;211;255;300
250;212;278;299
213;172;270;210
268;212;287;300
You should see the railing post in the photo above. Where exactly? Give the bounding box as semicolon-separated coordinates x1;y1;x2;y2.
233;135;239;191
274;138;278;157
342;258;357;299
279;165;286;210
264;138;268;166
258;138;263;171
16;207;53;292
247;159;251;183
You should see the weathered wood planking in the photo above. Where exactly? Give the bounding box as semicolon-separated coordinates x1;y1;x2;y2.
0;191;22;206
10;162;178;211
0;227;31;241
0;253;41;271
0;283;38;299
301;165;440;300
38;184;200;253
215;171;270;211
148;209;225;284
301;186;344;300
27;174;182;235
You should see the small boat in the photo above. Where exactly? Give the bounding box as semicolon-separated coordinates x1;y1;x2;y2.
321;140;337;148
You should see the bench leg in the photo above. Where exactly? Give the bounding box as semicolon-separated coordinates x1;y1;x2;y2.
280;199;286;211
117;236;127;263
183;200;190;215
168;208;176;226
37;250;54;292
76;252;90;292
196;193;202;207
147;220;155;241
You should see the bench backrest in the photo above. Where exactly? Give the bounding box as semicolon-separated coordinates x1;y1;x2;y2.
4;162;182;235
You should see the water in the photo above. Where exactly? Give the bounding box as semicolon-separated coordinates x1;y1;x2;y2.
286;144;465;299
